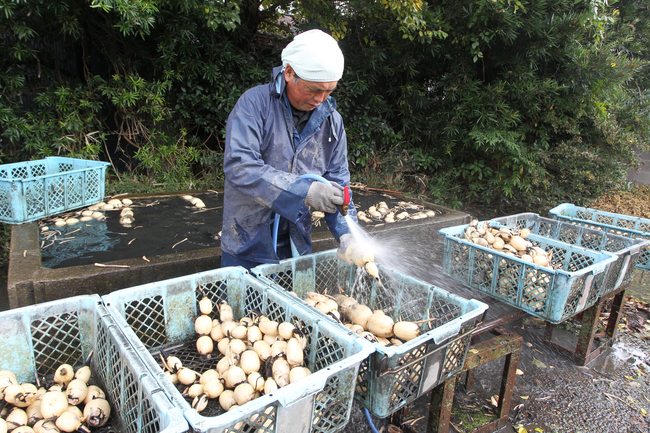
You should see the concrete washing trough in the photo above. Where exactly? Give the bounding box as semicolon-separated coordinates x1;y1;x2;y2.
7;186;471;308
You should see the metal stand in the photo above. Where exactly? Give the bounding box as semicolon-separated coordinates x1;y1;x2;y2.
543;284;627;366
427;328;523;433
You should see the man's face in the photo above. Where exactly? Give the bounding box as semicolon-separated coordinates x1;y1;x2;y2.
284;65;337;112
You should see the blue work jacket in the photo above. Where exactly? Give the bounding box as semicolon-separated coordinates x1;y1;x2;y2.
222;66;357;264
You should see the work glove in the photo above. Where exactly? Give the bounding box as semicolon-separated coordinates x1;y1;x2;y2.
304;182;344;213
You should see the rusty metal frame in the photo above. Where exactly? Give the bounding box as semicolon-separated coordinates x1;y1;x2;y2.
542;283;627;366
426;328;523;433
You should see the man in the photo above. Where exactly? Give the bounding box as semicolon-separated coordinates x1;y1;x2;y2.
221;29;358;270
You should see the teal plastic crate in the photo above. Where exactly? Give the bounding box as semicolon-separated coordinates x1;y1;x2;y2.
490;213;648;296
0;157;109;224
102;267;373;433
0;295;188;433
439;223;618;324
549;203;650;272
251;250;488;418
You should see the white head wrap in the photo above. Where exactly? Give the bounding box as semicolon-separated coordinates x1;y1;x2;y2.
281;30;344;82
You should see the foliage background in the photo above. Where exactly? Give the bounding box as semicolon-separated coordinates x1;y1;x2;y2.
1;0;649;215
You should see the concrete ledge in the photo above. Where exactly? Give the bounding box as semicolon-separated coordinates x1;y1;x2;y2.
9;224;220;307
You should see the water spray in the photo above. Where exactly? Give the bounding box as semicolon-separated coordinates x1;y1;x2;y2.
272;175;381;285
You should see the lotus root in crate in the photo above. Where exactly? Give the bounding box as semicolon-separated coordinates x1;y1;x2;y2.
549;203;650;272
0;157;109;224
439;223;618;324
490;213;648;297
251;250;488;418
101;266;373;433
0;295;189;433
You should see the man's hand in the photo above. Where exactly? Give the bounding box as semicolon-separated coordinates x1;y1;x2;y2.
305;182;344;213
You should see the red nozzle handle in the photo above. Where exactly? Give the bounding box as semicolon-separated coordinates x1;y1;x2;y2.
343;186;350;205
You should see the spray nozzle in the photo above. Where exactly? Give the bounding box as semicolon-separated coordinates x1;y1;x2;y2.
337;186;350;216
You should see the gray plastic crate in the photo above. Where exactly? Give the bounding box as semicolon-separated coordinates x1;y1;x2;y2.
102;267;373;433
549;203;650;272
0;295;188;433
251;250;488;418
439;223;618;324
0;157;109;224
490;213;647;296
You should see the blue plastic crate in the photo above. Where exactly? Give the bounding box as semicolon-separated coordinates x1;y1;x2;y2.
0;295;188;433
439;223;618;324
102;267;373;433
490;213;648;296
549;203;650;272
251;250;488;418
0;157;109;224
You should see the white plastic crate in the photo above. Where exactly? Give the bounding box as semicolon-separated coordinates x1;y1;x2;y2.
439;223;618;324
252;250;489;418
490;213;648;296
0;157;109;224
549;203;650;272
102;267;373;433
0;295;189;433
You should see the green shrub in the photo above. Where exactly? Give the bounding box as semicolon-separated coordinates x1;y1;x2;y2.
0;0;648;210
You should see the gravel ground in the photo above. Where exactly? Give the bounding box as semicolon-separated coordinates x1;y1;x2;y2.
509;311;650;433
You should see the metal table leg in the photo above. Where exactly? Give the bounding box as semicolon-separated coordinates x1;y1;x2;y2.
543;285;628;366
427;329;523;433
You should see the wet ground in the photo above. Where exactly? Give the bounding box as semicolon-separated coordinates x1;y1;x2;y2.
505;310;650;433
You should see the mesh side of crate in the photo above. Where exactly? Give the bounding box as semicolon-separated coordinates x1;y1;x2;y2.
30;311;85;378
103;268;372;433
440;225;616;323
252;250;488;418
380;344;427;415
578;220;650;272
354;319;475;418
311;364;359;432
96;319;166;433
124;294;168;347
550;204;650;271
26;179;46;218
0;185;13;220
222;406;275;433
0;295;188;433
0;157;108;224
353;343;429;416
440;332;471;379
491;213;647;295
